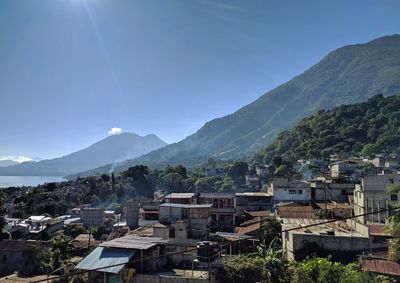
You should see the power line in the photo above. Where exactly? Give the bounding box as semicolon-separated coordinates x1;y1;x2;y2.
32;206;400;282
31;246;201;282
281;205;400;232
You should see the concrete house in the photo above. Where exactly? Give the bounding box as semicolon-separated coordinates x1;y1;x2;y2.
255;165;269;177
309;178;355;202
124;199;140;228
198;192;236;232
245;174;260;190
159;203;212;239
0;240;44;276
139;200;160;226
354;173;400;224
11;215;64;239
282;218;370;261
268;178;311;203
164;193;195;204
81;208;105;228
330;160;359;178
235;192;272;215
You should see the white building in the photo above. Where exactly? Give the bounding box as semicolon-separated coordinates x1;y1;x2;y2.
268;178;311;203
354;173;400;224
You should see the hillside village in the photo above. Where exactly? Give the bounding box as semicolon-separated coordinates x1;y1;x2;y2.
1;1;400;282
1;153;400;282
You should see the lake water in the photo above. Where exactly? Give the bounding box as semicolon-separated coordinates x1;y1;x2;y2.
0;176;65;188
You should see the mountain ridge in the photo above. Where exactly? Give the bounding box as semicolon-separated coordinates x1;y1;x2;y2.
0;132;167;176
68;34;400;178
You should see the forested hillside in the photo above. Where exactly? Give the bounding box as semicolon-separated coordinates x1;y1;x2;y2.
257;94;400;163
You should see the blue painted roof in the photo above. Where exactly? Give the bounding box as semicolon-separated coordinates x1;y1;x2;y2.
76;247;135;274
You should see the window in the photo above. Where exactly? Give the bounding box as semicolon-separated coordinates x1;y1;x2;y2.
169;228;175;238
391;194;398;201
289;189;297;194
297;190;303;194
166;247;175;253
213;199;218;208
389;178;394;184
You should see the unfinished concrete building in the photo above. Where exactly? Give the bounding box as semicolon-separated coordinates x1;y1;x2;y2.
125;199;140;229
198;192;235;232
81;208;105;228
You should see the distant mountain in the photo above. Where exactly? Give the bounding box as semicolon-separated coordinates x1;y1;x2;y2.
73;34;400;176
257;94;400;162
0;133;167;176
0;160;19;167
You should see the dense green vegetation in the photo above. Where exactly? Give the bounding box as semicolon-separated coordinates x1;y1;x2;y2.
0;191;8;240
257;94;400;163
223;256;391;283
73;34;400;177
387;184;400;262
5;161;253;218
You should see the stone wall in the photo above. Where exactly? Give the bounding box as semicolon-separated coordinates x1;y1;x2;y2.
132;274;214;283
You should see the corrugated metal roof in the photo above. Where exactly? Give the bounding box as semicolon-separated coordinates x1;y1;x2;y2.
160;203;212;209
164;193;194;199
100;235;168;250
367;225;390;236
277;205;314;219
240;217;262;227
362;259;400;276
235;192;270;197
75;247;135;274
27;216;47;222
315;202;350;209
215;232;255;241
245;210;270;217
237;222;261;235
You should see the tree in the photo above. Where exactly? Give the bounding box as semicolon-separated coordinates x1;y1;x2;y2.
51;235;73;270
291;257;342;283
100;174;110;182
161;173;184;193
228;161;249;179
92;225;108;241
291;257;388;283
64;223;85;238
387;184;400;262
223;255;268;283
260;217;282;251
0;191;7;239
164;165;188;178
19;245;51;276
111;173;116;186
223;241;288;283
274;165;290;178
122;166;153;197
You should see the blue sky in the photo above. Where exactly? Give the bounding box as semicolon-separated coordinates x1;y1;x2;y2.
0;0;399;160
